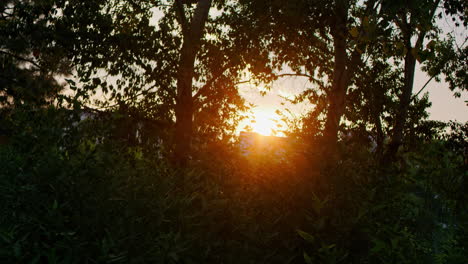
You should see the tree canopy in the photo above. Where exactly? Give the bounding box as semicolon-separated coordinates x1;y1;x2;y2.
0;0;467;263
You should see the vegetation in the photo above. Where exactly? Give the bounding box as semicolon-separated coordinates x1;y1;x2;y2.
1;0;467;263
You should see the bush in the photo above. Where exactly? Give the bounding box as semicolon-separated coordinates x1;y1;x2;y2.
1;107;466;263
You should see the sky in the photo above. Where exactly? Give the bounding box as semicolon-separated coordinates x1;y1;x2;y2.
414;67;467;122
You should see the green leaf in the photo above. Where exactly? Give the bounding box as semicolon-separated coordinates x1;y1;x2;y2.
13;241;21;257
349;27;359;38
303;252;313;264
411;48;421;62
297;229;315;243
371;239;386;254
395;41;405;56
426;40;436;50
391;237;399;249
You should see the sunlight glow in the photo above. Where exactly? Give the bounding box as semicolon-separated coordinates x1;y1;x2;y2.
249;109;281;136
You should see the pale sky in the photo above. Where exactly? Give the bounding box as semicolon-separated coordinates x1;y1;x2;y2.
414;67;467;122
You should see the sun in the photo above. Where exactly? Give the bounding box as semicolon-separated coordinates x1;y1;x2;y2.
249;109;281;136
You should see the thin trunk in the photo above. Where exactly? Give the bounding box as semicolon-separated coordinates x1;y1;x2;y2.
323;3;349;155
386;49;416;159
371;76;385;157
174;0;211;166
384;0;439;162
323;45;347;150
374;112;384;157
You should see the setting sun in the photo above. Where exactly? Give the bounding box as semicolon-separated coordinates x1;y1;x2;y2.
248;109;281;136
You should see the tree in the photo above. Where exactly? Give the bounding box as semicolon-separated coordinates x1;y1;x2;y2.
380;0;440;161
235;0;466;164
382;0;467;161
233;0;387;157
53;0;260;165
173;0;212;165
345;58;402;157
0;0;70;107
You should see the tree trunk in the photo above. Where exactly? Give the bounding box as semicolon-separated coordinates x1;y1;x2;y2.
174;0;212;166
384;0;439;162
323;3;349;155
386;47;416;160
373;111;385;157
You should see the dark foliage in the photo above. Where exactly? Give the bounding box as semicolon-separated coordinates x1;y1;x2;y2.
1;0;466;263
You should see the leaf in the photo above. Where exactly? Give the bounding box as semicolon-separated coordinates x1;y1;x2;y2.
349;27;359;38
169;252;179;262
92;77;101;86
371;239;386;254
311;194;327;215
13;241;21;257
316;218;325;230
65;79;76;86
303;252;313;264
362;16;370;29
426;40;437;50
391;237;399;249
356;46;363;54
411;48;422;62
395;41;405;56
0;229;13;243
297;229;315;243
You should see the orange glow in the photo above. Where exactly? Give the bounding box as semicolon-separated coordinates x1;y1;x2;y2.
249;108;281;136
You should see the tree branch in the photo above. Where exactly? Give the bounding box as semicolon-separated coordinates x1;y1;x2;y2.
308;34;331;55
411;75;434;100
194;71;321;103
174;0;190;38
0;50;42;70
414;0;441;50
193;62;233;100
